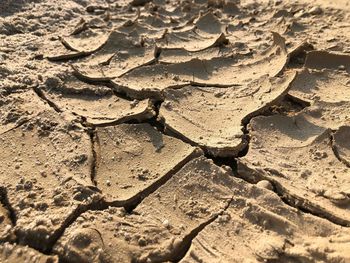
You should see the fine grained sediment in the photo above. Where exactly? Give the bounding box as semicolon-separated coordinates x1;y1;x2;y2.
0;110;101;251
1;0;350;261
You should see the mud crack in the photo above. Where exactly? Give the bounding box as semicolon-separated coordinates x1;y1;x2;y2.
0;187;17;228
44;198;109;255
88;128;98;186
237;129;350;227
331;130;350;169
32;86;62;113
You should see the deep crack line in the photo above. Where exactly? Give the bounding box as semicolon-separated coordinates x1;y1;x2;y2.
0;187;17;227
91;119;203;212
236;162;350;227
121;148;203;213
43;198;109;255
89;128;98;186
331;131;350;169
271;179;350;227
234;102;350;228
48;165;233;262
33;84;157;129
0;187;19;244
32;86;62;113
46;151;204;257
235;122;350;227
0;115;36;136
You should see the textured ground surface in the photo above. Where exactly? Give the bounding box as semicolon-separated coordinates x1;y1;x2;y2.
1;0;350;262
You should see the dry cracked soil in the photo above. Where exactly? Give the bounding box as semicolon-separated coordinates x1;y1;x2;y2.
1;0;350;262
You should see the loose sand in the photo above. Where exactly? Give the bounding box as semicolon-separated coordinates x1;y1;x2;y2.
0;0;350;262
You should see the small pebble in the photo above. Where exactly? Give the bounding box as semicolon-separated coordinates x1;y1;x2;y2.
162;219;169;228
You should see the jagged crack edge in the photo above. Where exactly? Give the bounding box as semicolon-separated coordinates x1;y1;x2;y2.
44;198;109;255
330;131;350;168
32;86;62;113
89;128;98;186
0;187;17;227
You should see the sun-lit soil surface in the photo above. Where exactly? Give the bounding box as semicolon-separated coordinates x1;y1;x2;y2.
1;0;350;262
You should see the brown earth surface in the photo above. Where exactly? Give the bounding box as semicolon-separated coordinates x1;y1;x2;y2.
1;0;350;262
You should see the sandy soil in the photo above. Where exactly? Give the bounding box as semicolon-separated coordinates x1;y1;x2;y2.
0;0;350;262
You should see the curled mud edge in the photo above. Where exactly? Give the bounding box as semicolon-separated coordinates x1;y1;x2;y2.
2;0;350;262
237;162;350;227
